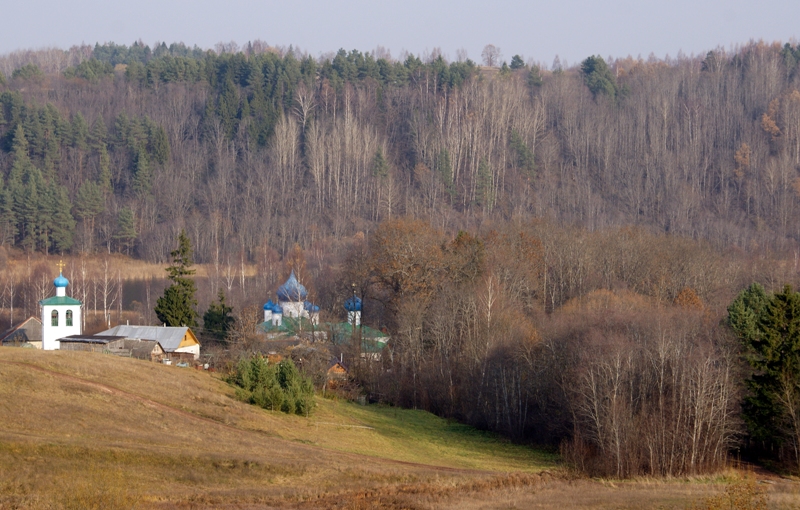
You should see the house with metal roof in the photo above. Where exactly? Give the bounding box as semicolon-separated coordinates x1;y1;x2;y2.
96;325;200;360
0;316;43;348
58;335;164;360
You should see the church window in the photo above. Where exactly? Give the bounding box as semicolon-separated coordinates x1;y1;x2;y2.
51;310;58;326
66;310;73;327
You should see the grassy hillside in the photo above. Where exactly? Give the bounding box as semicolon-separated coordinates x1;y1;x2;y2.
0;348;555;508
0;349;796;509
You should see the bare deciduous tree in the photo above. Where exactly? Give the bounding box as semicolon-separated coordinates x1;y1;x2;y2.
481;44;501;67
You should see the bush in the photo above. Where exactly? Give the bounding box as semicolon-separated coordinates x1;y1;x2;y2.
690;478;767;510
228;356;315;416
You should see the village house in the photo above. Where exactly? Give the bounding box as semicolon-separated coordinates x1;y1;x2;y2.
0;317;43;348
96;325;201;362
1;264;201;364
59;335;164;361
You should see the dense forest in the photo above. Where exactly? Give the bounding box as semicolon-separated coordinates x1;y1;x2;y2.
3;39;800;477
1;40;800;263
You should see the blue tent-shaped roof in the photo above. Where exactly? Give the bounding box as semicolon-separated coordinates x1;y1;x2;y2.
276;271;307;302
344;295;362;312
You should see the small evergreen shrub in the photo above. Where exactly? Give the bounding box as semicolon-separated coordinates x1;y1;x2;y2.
228;356;315;416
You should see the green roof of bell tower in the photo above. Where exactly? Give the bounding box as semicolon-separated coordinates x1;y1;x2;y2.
40;296;82;306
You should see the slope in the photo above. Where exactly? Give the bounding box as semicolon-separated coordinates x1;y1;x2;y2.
0;348;555;508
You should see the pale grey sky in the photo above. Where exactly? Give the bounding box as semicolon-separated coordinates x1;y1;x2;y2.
2;0;798;67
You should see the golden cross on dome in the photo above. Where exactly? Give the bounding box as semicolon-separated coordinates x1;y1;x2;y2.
56;259;66;274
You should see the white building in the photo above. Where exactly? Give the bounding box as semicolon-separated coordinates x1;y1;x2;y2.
40;269;82;350
262;271;319;326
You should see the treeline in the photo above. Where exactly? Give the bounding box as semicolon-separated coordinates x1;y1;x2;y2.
338;218;799;476
0;40;800;264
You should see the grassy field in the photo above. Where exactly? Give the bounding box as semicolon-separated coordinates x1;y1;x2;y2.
0;348;797;509
1;251;258;280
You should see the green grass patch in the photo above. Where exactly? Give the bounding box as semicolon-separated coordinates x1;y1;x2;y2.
297;399;558;472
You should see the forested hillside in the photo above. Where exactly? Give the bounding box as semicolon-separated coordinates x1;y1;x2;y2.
5;40;800;479
1;40;800;263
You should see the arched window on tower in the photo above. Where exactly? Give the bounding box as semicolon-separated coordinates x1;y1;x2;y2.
66;310;73;327
51;310;58;327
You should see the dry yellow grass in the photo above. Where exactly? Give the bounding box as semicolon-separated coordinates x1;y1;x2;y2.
559;288;655;314
0;348;797;509
1;251;261;280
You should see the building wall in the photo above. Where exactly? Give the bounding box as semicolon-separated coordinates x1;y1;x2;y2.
175;344;200;358
41;305;82;350
60;342;105;353
280;301;305;319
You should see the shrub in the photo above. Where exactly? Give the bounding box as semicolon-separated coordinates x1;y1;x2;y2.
228;356;315;416
690;478;767;510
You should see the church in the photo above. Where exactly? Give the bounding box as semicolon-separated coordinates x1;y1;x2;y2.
259;271;389;360
262;270;320;328
3;263;200;363
40;263;82;350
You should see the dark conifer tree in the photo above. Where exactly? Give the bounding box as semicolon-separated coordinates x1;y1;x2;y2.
203;289;234;340
155;230;198;327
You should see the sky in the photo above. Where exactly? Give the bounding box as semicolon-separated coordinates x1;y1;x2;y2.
2;0;799;67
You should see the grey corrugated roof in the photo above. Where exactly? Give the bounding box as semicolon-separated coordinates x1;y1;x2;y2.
0;317;43;343
98;325;189;352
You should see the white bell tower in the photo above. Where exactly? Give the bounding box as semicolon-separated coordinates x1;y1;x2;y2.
40;260;82;350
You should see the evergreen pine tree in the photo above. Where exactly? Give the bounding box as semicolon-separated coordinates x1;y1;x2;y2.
97;145;112;193
203;289;234;340
8;127;43;251
75;181;105;223
729;284;800;470
0;176;16;245
89;117;108;148
74;179;105;253
580;55;618;99
19;170;43;252
510;55;526;70
70;112;89;150
148;125;170;164
48;183;76;253
510;130;535;177
155;230;198;327
131;148;152;197
113;207;137;254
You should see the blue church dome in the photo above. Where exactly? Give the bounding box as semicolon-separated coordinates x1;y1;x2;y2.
272;303;283;314
276;271;307;302
54;273;69;288
344;295;362;312
263;299;274;310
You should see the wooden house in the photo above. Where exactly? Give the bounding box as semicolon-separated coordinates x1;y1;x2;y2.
326;361;348;389
0;317;43;348
59;335;164;361
96;325;200;360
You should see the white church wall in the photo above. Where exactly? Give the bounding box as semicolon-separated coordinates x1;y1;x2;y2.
41;305;82;350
